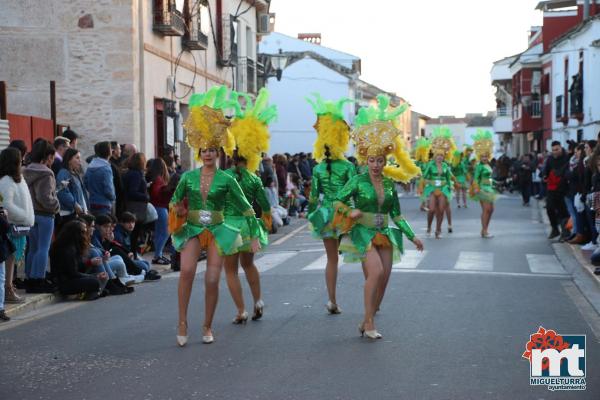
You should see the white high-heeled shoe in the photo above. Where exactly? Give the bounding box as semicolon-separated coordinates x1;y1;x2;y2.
176;322;188;347
252;299;264;321
202;327;214;344
326;301;342;315
359;324;382;340
232;311;249;325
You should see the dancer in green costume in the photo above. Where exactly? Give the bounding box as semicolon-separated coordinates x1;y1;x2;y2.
469;130;497;238
305;94;355;315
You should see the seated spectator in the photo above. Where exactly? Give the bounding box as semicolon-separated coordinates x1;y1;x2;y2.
114;212;160;281
56;148;88;232
84;141;115;217
94;215;152;282
23;140;60;293
79;214;134;294
49;220;102;301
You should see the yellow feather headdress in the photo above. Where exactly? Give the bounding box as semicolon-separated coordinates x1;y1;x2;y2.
351;94;420;183
229;88;277;173
430;126;457;162
306;94;353;162
184;85;235;160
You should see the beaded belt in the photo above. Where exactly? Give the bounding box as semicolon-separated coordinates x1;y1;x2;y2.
426;179;447;187
358;212;389;229
187;210;224;226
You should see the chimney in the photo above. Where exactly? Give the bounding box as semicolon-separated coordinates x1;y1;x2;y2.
298;33;321;45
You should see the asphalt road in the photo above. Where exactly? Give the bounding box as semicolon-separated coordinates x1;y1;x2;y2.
1;193;599;400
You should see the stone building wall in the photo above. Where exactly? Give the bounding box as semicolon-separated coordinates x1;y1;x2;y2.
0;0;136;158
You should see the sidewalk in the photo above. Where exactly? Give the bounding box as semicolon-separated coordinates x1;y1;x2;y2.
537;198;600;286
3;216;307;320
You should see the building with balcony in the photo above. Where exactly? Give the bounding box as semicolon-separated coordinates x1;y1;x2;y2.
491;55;518;155
492;0;599;154
549;15;600;142
0;0;273;167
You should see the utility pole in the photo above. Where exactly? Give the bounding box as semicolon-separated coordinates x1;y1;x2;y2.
584;0;590;19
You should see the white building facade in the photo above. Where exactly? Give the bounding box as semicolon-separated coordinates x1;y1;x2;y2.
259;32;360;155
549;16;600;144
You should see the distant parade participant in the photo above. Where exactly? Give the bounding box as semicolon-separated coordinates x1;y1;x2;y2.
170;86;262;346
414;138;431;212
333;95;423;340
451;149;468;208
469;130;498;238
223;88;277;324
419;127;456;238
305;94;355;315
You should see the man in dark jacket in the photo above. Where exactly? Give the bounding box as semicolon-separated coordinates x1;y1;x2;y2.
517;154;533;206
110;141;126;218
543;141;570;239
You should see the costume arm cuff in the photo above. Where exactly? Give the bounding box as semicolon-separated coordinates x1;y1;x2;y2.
393;216;415;241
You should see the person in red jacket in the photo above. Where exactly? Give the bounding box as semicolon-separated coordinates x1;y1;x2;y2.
148;158;174;264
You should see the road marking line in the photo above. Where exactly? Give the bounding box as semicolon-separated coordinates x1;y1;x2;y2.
255;251;297;272
393;250;427;269
391;268;569;279
454;251;494;271
302;254;329;270
272;223;308;245
526;254;567;274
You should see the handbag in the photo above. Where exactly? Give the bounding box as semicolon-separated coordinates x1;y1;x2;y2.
10;224;31;237
145;202;158;223
126;201;148;223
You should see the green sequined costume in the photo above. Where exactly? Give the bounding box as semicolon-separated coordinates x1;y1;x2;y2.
170;168;261;254
420;160;454;202
334;173;416;263
224;167;270;252
452;159;467;187
470;162;497;203
307;159;356;239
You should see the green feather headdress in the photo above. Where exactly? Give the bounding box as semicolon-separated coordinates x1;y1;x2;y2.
230;88;278;125
306;93;353;122
354;94;409;128
188;85;233;111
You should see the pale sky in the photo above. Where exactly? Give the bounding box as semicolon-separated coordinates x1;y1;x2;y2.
270;0;543;118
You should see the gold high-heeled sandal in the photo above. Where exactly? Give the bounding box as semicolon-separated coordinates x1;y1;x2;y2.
176;321;188;347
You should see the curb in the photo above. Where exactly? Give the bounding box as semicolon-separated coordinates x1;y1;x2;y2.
536;198;600;286
2;217;306;320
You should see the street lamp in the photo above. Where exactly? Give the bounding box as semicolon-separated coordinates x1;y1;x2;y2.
270;49;288;81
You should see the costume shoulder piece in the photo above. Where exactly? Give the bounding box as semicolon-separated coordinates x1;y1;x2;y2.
351;94;420;183
306;93;353;162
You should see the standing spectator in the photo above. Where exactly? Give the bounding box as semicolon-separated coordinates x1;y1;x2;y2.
84;141;115;217
62;129;79;149
0;206;15;321
23;140;60;293
51;136;71;176
148;158;172;265
56;148;88;232
274;154;288;198
261;154;276;187
110;141;126;217
565;144;586;243
8;140;27;162
517;154;533;206
543;141;570;240
50;220;103;300
298;153;312;181
0;147;34;304
123;153;149;253
119;144;137;165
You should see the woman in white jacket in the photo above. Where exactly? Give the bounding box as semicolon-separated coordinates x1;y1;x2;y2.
0;147;35;303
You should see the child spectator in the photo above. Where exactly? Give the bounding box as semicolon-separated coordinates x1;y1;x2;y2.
114;212;161;280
